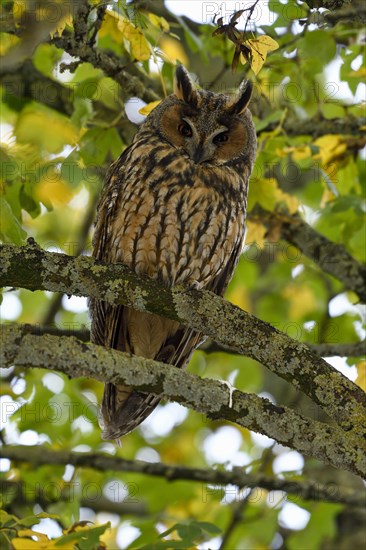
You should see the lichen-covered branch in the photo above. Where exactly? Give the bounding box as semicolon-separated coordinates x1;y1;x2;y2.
255;209;366;302
1;324;364;477
2;445;365;507
1;241;365;446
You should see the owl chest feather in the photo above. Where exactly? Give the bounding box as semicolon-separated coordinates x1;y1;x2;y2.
108;145;247;289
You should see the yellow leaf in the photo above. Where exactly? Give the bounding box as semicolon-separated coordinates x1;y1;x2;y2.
243;35;279;75
98;11;122;42
0;33;20;55
15;108;78;153
35;175;73;206
348;67;366;78
276;146;312;161
13;0;26;20
320;187;336;207
314;135;347;166
12;540;41;550
148;13;170;32
159;36;189;65
356;361;366;391
227;285;251;311
139;100;161;116
99;12;151;60
246;220;267;248
118;18;151;61
283;284;316;319
49;14;73;38
249;177;298;214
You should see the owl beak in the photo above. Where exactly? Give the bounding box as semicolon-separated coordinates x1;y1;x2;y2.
188;143;210;164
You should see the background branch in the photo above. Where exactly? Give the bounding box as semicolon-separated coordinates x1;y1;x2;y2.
259;116;366;139
255;208;366;302
1;446;365;507
1;480;148;517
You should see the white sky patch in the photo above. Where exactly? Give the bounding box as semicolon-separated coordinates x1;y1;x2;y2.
329;293;362;317
203;426;243;464
135;447;161;463
33;518;63;539
79;507;96;522
19;429;41;446
325;57;366;104
72;415;94;434
354;321;366;340
68;186;90;211
96;512;120;528
72;444;91;452
10;377;26;395
273;451;304;474
125;97;147;124
251;431;275;448
42;372;65;394
103;480;129;503
140;402;188;438
291;264;304;278
199;536;222;550
0;293;22;321
62;295;88;313
63;464;75;482
279;502;311;530
0;395;19;429
0;459;11;472
0;123;15;145
326;356;358;381
166;0;274;26
116;522;141;549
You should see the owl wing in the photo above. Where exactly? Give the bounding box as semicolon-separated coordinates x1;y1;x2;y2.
90;150;187;439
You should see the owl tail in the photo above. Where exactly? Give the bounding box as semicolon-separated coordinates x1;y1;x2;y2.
99;383;161;441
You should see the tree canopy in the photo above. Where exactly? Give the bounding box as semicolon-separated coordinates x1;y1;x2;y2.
0;1;365;549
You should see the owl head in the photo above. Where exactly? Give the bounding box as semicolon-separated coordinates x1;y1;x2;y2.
144;65;256;168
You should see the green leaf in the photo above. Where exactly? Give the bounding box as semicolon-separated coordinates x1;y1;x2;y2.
19;184;41;218
14;105;79;154
299;30;336;70
55;522;110;548
0;197;27;244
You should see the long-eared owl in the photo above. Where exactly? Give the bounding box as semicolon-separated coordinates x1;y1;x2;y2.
90;65;257;440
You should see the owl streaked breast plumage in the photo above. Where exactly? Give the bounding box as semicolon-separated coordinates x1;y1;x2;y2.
90;65;257;440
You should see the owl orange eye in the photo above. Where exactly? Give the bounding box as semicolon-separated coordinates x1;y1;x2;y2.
213;132;229;144
178;122;193;137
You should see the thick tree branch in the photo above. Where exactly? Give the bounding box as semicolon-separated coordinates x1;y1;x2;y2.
1;324;364;477
1;241;365;446
255;209;366;302
1;446;365;507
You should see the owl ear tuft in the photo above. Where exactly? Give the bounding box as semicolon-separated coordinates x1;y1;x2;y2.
227;80;253;115
174;65;199;107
